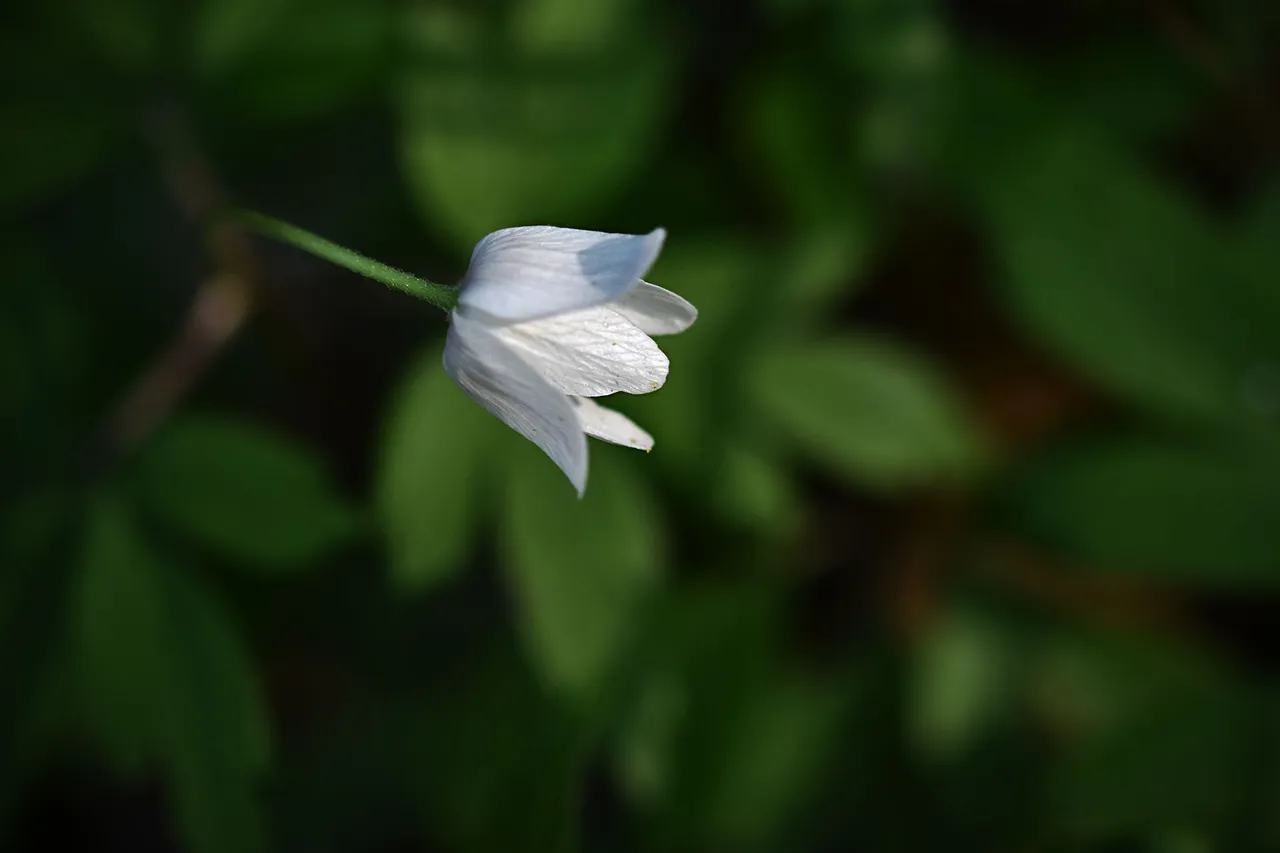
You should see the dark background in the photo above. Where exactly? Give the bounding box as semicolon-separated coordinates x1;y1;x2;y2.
3;0;1280;851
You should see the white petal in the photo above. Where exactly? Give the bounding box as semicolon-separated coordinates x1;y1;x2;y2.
570;397;653;450
459;226;666;323
443;312;588;494
490;305;669;397
613;281;698;335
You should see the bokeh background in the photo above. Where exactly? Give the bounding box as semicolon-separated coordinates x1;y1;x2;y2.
4;0;1280;851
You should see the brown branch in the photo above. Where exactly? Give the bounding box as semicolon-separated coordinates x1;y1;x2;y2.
101;273;250;451
99;102;262;457
976;539;1190;636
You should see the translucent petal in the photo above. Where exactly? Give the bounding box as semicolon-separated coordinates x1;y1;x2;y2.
570;397;654;451
490;305;669;398
459;226;665;323
613;281;698;335
443;312;588;494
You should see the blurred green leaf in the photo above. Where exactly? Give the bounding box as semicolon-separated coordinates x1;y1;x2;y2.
735;65;861;223
840;0;949;172
132;415;357;572
193;0;389;119
411;643;587;853
74;495;173;772
1005;436;1280;586
162;566;271;853
930;51;1044;189
0;488;79;830
752;335;983;489
0;98;118;215
1035;632;1252;841
1253;688;1280;846
909;606;1015;762
628;583;851;851
775;219;875;324
712;444;801;539
192;0;291;70
984;124;1279;428
45;0;162;74
396;2;671;244
74;494;268;853
1232;181;1280;425
376;346;499;591
837;0;946;84
615;668;685;807
1149;830;1214;853
508;0;634;52
0;489;71;569
0;245;85;463
1056;41;1203;144
697;676;848;849
0;20;127;214
639;239;765;484
503;446;663;703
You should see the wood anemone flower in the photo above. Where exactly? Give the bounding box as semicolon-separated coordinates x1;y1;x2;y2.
444;226;697;495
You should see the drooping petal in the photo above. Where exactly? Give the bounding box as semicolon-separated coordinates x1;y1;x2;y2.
490;305;669;398
459;226;666;323
443;312;588;494
570;397;654;451
613;281;698;335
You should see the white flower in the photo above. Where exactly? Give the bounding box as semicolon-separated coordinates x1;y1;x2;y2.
443;225;696;495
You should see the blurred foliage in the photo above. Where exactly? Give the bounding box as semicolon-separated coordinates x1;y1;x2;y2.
4;0;1280;851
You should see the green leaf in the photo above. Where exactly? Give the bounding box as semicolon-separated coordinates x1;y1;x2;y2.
193;0;390;120
1232;181;1280;426
776;221;875;323
1055;41;1203;144
192;0;292;70
74;496;173;771
1036;631;1252;840
43;0;162;74
625;583;852;851
751;335;983;490
507;0;635;51
638;239;766;483
396;3;671;244
0;89;118;216
131;415;357;572
0;244;85;462
1004;436;1280;586
712;444;800;539
983;123;1279;428
376;346;499;591
0;488;79;829
408;643;588;853
908;606;1016;761
697;676;848;849
838;0;949;172
931;51;1059;205
74;495;269;853
162;568;272;853
503;446;663;703
614;668;685;807
734;65;860;224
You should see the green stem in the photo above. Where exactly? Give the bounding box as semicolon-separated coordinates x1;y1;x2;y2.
233;210;458;312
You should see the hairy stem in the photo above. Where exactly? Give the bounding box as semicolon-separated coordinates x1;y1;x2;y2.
235;210;458;312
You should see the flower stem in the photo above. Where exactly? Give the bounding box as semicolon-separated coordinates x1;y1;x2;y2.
233;210;458;311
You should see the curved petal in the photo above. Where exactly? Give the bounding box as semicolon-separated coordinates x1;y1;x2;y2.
613;281;698;335
491;305;669;398
571;397;654;450
459;226;666;323
444;312;588;495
